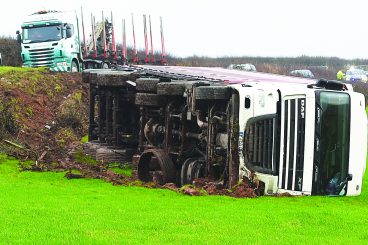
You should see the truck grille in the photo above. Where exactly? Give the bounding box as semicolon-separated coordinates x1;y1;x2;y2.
278;98;306;191
244;115;277;175
29;48;55;67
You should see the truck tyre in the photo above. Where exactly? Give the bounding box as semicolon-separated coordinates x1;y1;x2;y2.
181;158;196;185
181;158;203;185
135;93;165;107
187;160;203;182
195;86;231;100
71;60;79;72
157;82;186;96
96;147;134;163
157;81;211;96
135;78;160;92
138;148;176;184
82;141;101;158
102;63;109;69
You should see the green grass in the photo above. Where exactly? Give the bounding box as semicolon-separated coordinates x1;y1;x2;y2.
0;153;367;244
81;135;88;144
73;150;99;165
109;165;132;177
0;66;46;75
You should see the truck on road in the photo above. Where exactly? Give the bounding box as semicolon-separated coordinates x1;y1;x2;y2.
18;10;84;71
83;65;367;196
17;10;123;72
17;10;166;72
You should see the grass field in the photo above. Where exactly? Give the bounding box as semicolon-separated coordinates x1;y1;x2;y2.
0;154;367;244
0;66;46;75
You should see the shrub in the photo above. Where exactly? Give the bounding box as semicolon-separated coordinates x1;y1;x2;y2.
0;36;22;67
56;91;84;129
0;99;19;136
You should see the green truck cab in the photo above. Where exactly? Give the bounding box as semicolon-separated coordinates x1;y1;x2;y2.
18;10;82;72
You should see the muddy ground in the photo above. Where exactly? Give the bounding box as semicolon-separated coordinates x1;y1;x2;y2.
0;68;88;163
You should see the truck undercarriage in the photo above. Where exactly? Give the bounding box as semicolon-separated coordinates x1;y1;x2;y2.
83;65;367;196
83;66;244;189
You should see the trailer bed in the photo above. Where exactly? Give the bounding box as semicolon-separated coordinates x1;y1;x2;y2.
138;65;314;84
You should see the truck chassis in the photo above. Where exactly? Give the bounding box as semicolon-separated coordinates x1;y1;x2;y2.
83;66;246;188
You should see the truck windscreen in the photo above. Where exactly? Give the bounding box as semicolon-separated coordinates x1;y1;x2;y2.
313;91;350;195
22;24;62;44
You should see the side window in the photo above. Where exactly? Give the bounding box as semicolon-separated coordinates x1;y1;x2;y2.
22;29;29;40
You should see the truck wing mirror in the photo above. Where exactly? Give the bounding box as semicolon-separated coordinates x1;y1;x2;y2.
307;79;347;91
16;31;22;44
66;27;72;38
347;174;353;181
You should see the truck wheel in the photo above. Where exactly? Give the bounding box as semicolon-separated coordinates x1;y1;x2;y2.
82;141;101;158
181;158;196;185
135;93;165;107
85;62;94;69
157;81;211;96
138;148;176;184
157;82;186;96
71;60;79;72
195;86;231;100
187;160;203;182
96;147;135;163
135;78;160;92
102;63;109;69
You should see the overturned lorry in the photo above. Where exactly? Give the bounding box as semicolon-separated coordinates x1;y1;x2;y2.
83;66;367;196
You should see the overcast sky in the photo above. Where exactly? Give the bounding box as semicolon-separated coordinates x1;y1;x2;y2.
1;0;367;59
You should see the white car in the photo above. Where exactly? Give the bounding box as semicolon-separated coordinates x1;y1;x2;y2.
289;69;315;78
345;69;368;83
227;63;256;72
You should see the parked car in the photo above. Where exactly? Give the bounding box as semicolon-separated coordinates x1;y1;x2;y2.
345;69;368;83
354;66;368;77
289;69;314;78
227;63;256;72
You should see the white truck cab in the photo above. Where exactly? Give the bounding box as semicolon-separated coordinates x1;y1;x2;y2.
235;82;366;196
